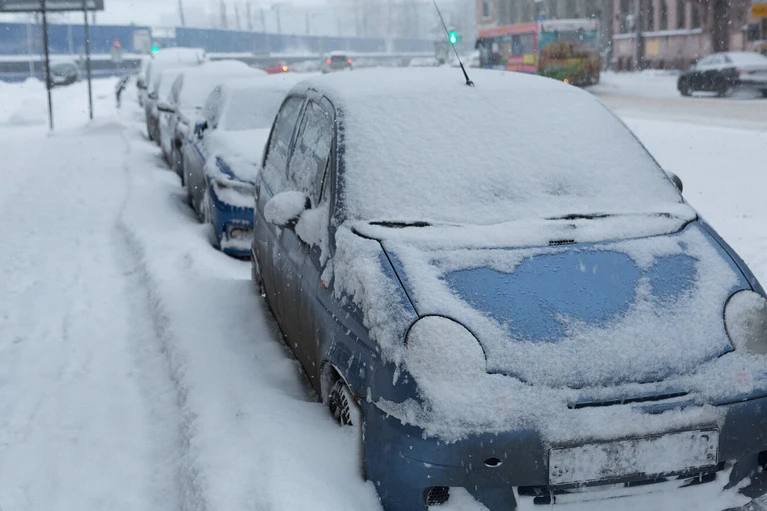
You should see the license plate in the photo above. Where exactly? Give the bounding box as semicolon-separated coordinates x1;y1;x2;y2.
549;429;719;486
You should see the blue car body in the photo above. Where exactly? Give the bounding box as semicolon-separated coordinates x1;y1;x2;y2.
252;69;767;510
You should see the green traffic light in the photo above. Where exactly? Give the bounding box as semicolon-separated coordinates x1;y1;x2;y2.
448;31;458;45
150;43;160;54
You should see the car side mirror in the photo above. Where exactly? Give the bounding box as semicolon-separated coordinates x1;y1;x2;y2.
157;102;175;114
194;120;208;139
264;191;310;229
666;171;684;193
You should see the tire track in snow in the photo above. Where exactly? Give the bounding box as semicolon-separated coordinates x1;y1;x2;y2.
113;125;208;511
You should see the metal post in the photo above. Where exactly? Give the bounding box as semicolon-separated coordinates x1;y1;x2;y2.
82;0;93;120
634;0;643;70
26;21;34;78
178;0;186;27
41;0;54;131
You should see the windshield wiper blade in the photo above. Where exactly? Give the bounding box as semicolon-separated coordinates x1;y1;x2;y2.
369;220;431;228
547;213;613;221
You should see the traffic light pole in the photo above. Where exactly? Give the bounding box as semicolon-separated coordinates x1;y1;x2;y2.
40;0;54;131
82;0;94;120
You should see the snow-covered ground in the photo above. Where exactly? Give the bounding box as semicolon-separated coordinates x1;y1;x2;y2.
0;74;764;511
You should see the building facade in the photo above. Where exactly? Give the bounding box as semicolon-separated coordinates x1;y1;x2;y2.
611;0;767;70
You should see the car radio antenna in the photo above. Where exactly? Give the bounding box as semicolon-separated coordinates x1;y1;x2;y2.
431;0;474;87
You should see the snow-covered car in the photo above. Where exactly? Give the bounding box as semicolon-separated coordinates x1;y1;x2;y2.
182;74;304;257
142;47;206;141
149;67;185;148
678;51;767;97
158;60;265;179
136;55;151;107
49;59;80;87
252;68;767;510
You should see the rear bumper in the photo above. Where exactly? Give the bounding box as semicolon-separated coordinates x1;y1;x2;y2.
364;395;767;510
209;185;254;258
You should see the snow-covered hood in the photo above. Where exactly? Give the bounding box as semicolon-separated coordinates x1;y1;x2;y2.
377;221;749;388
205;129;270;183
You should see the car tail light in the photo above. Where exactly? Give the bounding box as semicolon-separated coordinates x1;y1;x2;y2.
347;58;353;65
325;58;332;65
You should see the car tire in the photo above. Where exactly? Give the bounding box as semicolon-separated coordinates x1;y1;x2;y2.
716;80;732;97
679;80;691;97
328;378;366;479
251;256;264;295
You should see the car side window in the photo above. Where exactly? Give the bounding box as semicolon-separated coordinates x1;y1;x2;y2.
286;100;334;206
203;86;223;129
169;75;183;104
262;96;304;193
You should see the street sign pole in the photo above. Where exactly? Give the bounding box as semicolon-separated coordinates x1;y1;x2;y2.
40;0;53;130
82;0;93;120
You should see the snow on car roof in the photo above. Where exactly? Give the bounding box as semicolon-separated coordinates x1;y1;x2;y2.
177;60;266;110
295;68;686;226
152;47;206;64
217;74;306;131
725;51;767;66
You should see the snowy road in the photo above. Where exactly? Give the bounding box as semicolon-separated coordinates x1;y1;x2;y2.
0;75;764;511
591;71;767;130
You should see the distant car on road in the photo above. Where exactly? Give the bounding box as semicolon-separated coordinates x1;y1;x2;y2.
252;68;767;511
263;61;290;74
183;74;303;257
678;51;767;97
408;56;440;67
321;52;352;73
159;60;265;182
49;59;80;87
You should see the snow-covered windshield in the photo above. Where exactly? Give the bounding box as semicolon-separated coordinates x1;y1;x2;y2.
333;69;683;225
220;89;285;131
178;62;262;111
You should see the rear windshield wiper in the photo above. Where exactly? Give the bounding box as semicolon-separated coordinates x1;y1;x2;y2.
369;220;431;228
547;213;614;221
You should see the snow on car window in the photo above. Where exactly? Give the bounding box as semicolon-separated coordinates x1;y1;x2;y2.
178;61;262;110
220;89;286;131
316;68;683;225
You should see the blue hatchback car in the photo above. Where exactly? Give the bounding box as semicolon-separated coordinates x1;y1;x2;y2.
252;69;767;510
183;76;302;257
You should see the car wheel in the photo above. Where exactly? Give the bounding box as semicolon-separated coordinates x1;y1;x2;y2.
202;188;213;226
679;80;691;97
251;255;264;295
716;80;732;97
328;378;366;479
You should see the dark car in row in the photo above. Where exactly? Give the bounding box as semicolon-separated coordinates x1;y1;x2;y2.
678;51;767;97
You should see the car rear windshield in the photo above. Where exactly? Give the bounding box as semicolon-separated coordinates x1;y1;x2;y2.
221;89;285;131
331;55;348;63
340;82;683;225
